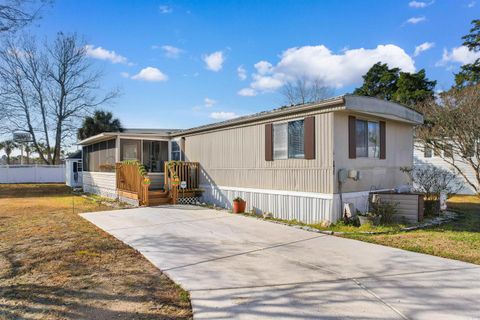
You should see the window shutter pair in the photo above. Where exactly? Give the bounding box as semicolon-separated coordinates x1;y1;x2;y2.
348;115;386;159
265;116;315;161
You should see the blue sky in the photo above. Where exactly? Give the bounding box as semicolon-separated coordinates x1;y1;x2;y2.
31;0;479;130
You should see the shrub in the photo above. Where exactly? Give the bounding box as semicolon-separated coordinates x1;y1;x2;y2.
371;200;398;224
401;165;461;200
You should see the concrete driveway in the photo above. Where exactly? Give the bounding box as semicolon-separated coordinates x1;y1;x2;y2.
82;206;480;320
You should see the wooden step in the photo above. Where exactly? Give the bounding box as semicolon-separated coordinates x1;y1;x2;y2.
149;197;172;206
149;190;169;198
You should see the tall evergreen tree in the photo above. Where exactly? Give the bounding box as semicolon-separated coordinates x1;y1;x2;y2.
353;62;399;100
454;20;480;88
393;69;436;106
354;63;436;109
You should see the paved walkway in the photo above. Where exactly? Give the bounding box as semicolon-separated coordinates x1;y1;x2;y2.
82;206;480;319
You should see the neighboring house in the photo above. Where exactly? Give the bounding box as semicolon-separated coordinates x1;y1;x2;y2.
414;143;479;195
78;95;423;223
65;150;83;188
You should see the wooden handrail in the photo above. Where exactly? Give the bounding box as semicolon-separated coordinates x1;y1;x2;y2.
164;161;200;204
116;161;150;205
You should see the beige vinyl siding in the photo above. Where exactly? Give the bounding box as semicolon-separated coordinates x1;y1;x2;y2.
373;193;421;223
183;112;335;194
333;111;413;193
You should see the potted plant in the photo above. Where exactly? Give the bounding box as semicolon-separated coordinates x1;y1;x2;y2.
357;211;381;226
233;197;246;213
171;175;180;187
143;177;151;186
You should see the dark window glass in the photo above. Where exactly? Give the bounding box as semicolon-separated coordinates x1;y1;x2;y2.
84;139;116;172
171;141;181;161
355;120;368;157
121;140;139;161
82;146;89;171
444;144;453;158
273;123;288;160
288;120;304;159
143;141;168;172
273;119;305;159
424;146;432;158
356;119;380;158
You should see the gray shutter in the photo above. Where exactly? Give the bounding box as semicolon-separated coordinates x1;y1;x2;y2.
265;123;273;161
380;121;386;159
304;116;315;159
348;116;356;159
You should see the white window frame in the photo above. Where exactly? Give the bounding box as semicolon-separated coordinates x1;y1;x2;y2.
272;117;305;160
355;118;380;159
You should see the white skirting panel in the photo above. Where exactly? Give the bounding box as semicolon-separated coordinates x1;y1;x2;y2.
200;184;335;224
332;189;392;221
82;172;117;199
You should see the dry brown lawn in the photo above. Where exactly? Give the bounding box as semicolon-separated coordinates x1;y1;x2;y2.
0;184;192;319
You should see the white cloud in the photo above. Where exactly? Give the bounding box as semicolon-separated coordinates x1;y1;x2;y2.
242;44;415;93
204;97;217;107
203;51;225;72
159;5;172;13
414;42;435;56
131;67;168;82
120;72;130;78
161;45;183;58
237;65;247;80
209;111;239;120
468;1;476;7
85;45;131;65
409;1;427;8
405;16;426;24
438;46;480;66
238;88;257;97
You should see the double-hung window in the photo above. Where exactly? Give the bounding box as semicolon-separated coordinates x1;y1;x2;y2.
355;119;380;158
273;119;305;159
171;140;181;161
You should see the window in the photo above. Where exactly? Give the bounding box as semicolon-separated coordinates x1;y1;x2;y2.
424;146;432;158
444;144;453;158
273;119;304;159
355;119;380;158
121;140;139;161
171;140;181;161
143;141;168;172
83;139;115;172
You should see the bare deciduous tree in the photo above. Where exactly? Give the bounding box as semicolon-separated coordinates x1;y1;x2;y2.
0;0;47;34
416;84;480;194
281;76;334;105
0;33;117;164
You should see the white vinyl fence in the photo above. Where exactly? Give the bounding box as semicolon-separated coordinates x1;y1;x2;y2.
0;165;65;184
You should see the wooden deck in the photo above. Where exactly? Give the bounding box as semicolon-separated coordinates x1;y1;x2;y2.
116;161;202;206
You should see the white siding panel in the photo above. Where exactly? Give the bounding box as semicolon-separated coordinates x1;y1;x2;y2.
83;172;117;199
414;145;478;195
201;184;334;224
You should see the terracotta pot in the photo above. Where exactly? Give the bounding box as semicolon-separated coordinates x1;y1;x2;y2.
233;200;246;213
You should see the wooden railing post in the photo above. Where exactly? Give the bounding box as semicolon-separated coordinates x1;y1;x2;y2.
172;185;178;204
142;183;149;206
